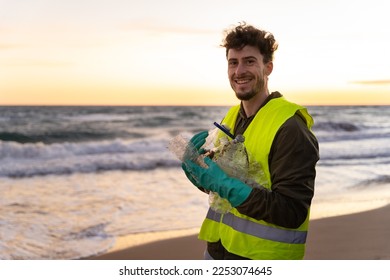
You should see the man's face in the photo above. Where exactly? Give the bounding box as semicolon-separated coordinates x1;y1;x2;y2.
227;45;270;101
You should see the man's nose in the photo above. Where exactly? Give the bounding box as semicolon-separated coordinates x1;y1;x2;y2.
235;62;246;76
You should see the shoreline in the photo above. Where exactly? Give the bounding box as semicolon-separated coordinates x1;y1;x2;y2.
87;204;390;260
103;228;200;256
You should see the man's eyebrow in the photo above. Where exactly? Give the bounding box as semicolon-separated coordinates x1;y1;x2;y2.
243;56;258;60
228;56;258;61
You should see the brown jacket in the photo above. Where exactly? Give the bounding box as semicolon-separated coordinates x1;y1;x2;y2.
233;92;319;228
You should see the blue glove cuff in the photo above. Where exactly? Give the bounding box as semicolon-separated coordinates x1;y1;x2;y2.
229;179;252;207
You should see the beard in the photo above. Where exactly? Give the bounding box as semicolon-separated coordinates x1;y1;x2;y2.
235;89;258;101
233;75;265;101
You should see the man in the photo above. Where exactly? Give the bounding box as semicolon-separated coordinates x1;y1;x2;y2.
182;23;319;260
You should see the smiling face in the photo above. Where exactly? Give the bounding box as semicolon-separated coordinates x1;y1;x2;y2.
227;45;273;102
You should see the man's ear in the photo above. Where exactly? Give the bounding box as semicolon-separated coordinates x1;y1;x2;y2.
265;61;273;76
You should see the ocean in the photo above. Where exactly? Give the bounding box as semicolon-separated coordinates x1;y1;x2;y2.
1;105;390;259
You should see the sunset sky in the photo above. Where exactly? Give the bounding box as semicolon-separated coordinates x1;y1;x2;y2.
1;0;389;106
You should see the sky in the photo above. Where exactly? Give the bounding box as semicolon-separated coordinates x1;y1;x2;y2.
0;0;389;106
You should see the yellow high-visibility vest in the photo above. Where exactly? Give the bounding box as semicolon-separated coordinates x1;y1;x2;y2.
199;96;314;259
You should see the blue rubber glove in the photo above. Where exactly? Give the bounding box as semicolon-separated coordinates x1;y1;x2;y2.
189;130;208;154
182;130;209;189
182;163;205;190
183;157;252;207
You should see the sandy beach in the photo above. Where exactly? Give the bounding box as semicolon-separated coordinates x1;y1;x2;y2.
88;204;390;260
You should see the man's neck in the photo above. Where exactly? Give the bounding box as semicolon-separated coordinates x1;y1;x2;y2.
241;90;269;117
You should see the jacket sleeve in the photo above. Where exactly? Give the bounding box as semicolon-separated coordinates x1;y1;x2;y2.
236;114;319;228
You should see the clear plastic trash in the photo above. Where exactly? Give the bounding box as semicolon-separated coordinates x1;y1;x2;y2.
169;125;268;214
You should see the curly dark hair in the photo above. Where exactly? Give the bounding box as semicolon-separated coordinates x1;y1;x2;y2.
221;22;278;63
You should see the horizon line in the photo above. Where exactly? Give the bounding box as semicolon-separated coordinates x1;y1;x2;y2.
1;103;390;107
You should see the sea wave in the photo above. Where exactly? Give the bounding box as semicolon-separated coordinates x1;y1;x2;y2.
352;175;390;188
318;137;390;162
2;105;390;178
0;139;180;177
314;121;361;132
0;130;141;144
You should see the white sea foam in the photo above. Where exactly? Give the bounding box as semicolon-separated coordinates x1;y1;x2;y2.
0;139;178;177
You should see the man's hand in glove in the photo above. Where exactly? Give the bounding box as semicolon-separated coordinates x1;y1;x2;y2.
183;157;252;207
182;130;208;189
188;130;208;154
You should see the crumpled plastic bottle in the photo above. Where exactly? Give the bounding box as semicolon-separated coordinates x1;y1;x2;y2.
168;133;205;165
206;133;247;213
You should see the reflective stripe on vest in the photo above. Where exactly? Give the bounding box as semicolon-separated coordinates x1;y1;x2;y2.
205;208;307;244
